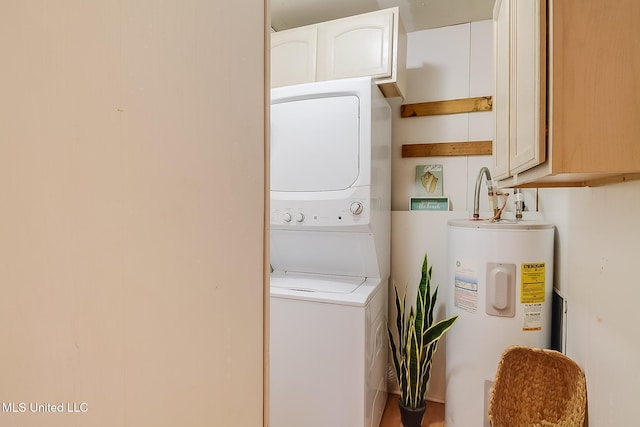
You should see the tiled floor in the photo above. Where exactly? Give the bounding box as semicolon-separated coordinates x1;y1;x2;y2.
379;394;445;427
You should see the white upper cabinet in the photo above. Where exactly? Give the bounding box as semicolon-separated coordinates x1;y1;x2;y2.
492;0;546;182
270;7;407;98
271;27;317;88
493;0;640;187
509;0;546;175
492;0;510;180
316;10;393;81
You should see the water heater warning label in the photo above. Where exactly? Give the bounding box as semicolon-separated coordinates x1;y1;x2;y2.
454;259;478;313
523;303;543;331
520;262;546;303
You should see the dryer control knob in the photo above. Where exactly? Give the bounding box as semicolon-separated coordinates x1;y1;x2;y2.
350;202;364;215
295;212;305;222
283;212;292;223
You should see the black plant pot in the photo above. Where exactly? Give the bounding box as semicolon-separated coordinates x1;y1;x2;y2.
398;399;426;427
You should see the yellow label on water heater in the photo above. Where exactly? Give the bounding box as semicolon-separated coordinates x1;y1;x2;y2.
521;263;546;303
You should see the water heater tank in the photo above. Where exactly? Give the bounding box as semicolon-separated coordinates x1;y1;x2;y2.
445;219;554;427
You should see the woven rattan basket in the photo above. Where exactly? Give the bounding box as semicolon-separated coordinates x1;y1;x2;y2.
488;346;588;427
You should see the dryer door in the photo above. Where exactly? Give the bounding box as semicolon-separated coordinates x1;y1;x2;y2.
271;94;360;192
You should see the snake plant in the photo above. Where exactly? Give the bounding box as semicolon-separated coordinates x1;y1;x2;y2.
388;254;458;409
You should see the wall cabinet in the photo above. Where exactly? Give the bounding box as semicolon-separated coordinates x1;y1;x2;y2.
493;0;546;182
493;0;640;187
270;26;318;88
271;7;407;98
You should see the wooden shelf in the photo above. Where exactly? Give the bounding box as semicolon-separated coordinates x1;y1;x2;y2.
399;96;493;158
402;141;492;158
401;96;492;117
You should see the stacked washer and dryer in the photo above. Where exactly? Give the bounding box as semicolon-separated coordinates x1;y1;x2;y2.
269;77;391;427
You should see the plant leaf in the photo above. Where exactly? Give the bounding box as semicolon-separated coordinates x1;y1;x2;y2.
393;281;406;356
422;316;458;347
387;326;401;386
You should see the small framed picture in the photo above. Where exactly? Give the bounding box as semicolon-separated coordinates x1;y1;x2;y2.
415;164;443;196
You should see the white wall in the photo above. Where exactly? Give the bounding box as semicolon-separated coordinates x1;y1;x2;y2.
389;20;495;402
539;181;640;426
390;21;494;214
394;18;640;424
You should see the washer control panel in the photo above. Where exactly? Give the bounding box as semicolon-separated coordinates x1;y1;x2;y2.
271;198;370;228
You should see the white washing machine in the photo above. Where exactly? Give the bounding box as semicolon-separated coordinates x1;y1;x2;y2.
269;77;391;427
270;272;387;427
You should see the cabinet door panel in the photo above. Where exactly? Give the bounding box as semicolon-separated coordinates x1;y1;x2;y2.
271;27;317;88
493;0;511;180
552;0;640;173
509;0;546;174
317;11;392;81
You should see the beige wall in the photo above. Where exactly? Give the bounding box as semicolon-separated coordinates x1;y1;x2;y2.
0;1;266;426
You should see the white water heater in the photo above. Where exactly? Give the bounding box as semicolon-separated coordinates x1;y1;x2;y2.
445;219;554;427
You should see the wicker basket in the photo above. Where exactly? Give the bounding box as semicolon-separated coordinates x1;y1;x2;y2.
488;346;588;427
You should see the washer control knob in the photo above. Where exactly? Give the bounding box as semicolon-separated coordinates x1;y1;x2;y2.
283;212;292;223
350;202;364;215
295;212;305;222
